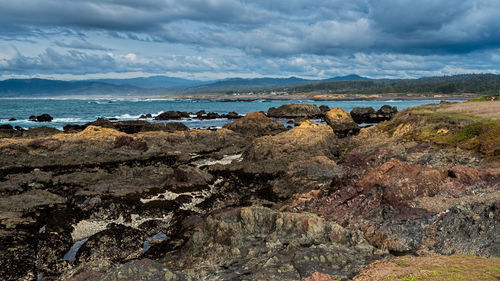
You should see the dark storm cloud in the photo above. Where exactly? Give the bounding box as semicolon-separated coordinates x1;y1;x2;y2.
0;0;499;56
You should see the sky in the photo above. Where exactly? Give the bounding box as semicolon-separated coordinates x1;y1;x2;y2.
0;0;499;81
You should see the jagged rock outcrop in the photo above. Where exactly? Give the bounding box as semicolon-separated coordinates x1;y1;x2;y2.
325;108;360;138
223;112;286;137
267;103;323;119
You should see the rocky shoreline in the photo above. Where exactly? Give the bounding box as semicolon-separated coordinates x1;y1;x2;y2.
0;101;499;280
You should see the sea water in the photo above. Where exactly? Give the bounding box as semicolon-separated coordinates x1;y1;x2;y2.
0;98;463;129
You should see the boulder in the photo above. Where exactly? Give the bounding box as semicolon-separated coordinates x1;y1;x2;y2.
29;113;53;122
154;111;189;120
267;103;323;119
325;108;360;138
319;105;331;113
139;113;152;119
198;112;221;119
377;105;398;120
223;112;286;137
8;118;16;121
241;121;340;173
350;107;376;124
350;105;398;124
222;112;241;119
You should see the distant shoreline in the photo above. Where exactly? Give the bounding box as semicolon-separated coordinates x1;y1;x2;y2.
0;93;477;101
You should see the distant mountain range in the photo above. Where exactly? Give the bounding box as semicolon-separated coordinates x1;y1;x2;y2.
1;74;497;97
0;75;370;97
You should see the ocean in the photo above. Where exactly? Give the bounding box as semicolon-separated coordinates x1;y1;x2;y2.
0;98;463;129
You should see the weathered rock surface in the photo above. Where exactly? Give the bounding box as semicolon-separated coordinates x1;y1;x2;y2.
267;103;323;119
325;108;360;138
223;112;286;137
162;206;381;280
240;120;340;174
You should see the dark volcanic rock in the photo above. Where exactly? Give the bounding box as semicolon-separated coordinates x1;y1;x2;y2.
267;103;323;119
222;112;241;119
63;124;86;133
325;108;360;138
154;111;189;120
350;107;376;124
428;200;500;257
76;223;144;263
350;105;398;124
8;118;16;121
139;113;153;119
29;113;53;122
223;112;286;137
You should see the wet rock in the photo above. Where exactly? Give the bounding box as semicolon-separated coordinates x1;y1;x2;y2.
8;118;16;121
198;112;221;119
222;112;241;119
76;223;144;264
139;113;152;119
241;121;340;174
29;113;53;122
162;206;380;280
325;108;360;138
267;103;323;119
223;112;286;137
154;111;190;120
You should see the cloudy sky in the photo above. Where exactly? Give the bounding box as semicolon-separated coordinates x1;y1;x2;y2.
0;0;499;80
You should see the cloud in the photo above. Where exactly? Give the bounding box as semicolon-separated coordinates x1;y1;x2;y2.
0;0;500;79
54;39;112;51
